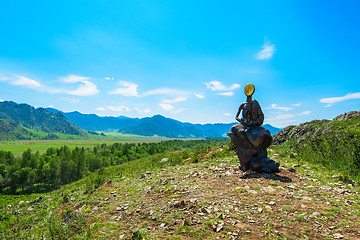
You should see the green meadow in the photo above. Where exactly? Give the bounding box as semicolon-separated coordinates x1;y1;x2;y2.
0;138;163;156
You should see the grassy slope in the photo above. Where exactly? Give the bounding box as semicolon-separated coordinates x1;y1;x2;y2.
1;145;359;239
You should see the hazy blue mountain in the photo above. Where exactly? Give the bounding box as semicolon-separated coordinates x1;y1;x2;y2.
0;101;87;137
119;115;207;138
47;108;282;138
46;108;140;131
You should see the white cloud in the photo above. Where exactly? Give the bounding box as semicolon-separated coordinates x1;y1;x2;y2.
255;38;275;60
292;103;301;107
205;81;240;92
267;104;293;111
298;111;311;116
320;92;360;104
143;88;188;97
61;98;80;103
107;106;130;112
67;80;99;96
134;108;151;113
159;103;174;111
108;81;139;97
268;114;295;121
325;104;332;108
195;94;204;99
96;107;106;111
0;99;4;102
11;76;41;89
163;97;187;103
173;108;186;114
47;104;55;108
104;76;114;80
224;113;231;116
218;92;234;96
61;75;90;83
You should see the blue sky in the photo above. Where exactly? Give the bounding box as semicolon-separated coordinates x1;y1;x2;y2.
0;0;359;127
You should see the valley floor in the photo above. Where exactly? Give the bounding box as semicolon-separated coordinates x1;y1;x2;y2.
1;150;359;239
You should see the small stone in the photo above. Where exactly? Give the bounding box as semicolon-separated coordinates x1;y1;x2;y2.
302;164;311;169
265;206;272;210
159;223;166;228
292;164;300;168
333;233;344;239
329;226;336;230
91;207;98;214
303;196;312;201
268;201;276;206
334;188;346;194
309;212;321;219
258;208;263;213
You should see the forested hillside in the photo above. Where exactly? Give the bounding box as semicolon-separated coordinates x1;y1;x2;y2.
0;101;87;140
0;139;226;194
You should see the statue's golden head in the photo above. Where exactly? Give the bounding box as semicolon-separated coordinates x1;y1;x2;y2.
244;83;255;96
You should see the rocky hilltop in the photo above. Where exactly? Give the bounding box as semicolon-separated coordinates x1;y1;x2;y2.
273;111;360;145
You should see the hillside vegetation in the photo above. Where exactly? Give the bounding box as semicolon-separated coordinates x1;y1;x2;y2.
0;140;359;239
273;110;360;183
0;101;87;140
0;139;226;194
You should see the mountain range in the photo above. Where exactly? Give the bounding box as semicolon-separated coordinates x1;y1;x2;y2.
0;100;282;140
46;108;282;138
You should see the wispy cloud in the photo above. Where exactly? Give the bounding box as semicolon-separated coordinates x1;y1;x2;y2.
173;108;186;114
61;98;80;103
3;74;99;96
218;92;234;96
104;76;114;80
108;81;139;97
224;113;231;116
143;88;188;97
205;81;240;92
0;99;4;102
320;92;360;105
298;111;311;116
134;108;151;113
266;104;293;111
11;76;42;89
159;103;174;111
107;106;130;112
267;114;295;121
163;97;187;103
96;107;106;111
67;80;99;96
292;103;301;107
195;94;204;99
61;75;90;83
255;38;275;60
266;114;296;127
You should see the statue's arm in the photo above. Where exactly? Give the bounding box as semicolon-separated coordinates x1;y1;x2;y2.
235;104;244;123
253;101;264;126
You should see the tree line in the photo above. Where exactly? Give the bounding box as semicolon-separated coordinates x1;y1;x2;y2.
0;139;226;194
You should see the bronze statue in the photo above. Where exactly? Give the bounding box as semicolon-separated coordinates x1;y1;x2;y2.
227;84;280;173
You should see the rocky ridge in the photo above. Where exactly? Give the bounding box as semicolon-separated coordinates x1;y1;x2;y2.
273;110;360;145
